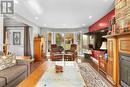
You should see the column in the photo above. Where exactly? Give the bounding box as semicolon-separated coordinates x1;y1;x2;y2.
53;32;56;44
74;32;77;44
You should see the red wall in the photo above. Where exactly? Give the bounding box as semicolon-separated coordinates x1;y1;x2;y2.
89;9;115;32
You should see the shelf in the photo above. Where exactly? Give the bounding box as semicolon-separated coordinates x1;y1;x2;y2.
103;32;130;38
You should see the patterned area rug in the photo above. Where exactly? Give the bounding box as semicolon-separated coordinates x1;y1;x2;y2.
78;63;113;87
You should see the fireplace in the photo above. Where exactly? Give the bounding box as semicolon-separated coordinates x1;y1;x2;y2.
119;53;130;87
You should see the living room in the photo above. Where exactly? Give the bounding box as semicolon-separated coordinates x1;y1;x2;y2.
0;0;130;87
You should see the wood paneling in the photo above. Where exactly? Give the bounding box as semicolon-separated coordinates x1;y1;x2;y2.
98;55;107;75
119;35;130;54
107;38;117;85
104;0;130;86
106;35;130;87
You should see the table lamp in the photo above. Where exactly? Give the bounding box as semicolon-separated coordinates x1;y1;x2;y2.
100;41;108;59
100;42;107;50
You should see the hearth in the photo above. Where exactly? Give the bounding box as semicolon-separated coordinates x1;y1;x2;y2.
119;53;130;87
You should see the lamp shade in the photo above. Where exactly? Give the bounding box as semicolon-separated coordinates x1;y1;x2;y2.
100;42;107;50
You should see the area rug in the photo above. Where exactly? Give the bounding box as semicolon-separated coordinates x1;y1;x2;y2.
78;63;113;87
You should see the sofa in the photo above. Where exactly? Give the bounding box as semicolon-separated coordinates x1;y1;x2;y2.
0;60;28;87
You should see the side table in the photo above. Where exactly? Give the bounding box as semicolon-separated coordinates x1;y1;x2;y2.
16;56;34;76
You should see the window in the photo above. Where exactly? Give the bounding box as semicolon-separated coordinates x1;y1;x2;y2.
48;32;52;52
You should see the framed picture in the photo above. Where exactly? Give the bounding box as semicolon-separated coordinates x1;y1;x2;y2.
13;32;21;45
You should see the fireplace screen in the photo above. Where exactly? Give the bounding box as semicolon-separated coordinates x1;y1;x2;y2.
120;53;130;87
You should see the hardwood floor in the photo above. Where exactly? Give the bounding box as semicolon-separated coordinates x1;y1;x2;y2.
17;62;48;87
30;59;45;73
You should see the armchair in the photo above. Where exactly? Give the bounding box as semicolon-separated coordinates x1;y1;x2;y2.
50;44;63;61
64;44;77;61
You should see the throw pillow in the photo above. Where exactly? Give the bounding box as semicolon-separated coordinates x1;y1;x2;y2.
6;54;16;67
0;54;16;71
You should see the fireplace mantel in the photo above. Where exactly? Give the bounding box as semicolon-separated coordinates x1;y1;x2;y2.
103;32;130;38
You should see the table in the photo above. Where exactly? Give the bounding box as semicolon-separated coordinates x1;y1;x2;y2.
16;56;34;62
16;56;34;76
36;61;86;87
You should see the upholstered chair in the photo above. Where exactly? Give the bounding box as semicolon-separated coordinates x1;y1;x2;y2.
64;44;77;61
50;44;63;61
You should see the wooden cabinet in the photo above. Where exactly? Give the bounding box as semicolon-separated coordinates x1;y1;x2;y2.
106;38;118;85
104;34;130;87
34;37;45;61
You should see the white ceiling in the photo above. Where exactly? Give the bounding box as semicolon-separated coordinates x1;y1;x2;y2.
14;0;114;28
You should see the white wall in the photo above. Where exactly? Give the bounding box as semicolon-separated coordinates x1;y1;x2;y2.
7;27;24;56
40;27;88;34
12;14;41;57
0;15;3;51
4;14;41;57
30;26;40;57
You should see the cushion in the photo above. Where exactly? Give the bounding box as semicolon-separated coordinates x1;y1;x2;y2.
0;51;5;56
91;50;105;60
0;65;27;84
0;78;6;87
66;51;73;54
0;54;16;71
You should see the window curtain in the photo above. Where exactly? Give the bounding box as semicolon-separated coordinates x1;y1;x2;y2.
24;26;31;56
3;26;7;44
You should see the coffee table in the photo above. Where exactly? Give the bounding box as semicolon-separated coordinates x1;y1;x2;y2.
35;61;86;87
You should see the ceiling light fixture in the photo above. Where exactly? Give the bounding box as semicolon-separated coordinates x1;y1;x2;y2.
35;17;39;20
82;24;86;26
104;0;108;2
88;16;92;19
28;0;42;14
99;23;106;27
14;0;18;4
44;24;47;26
63;24;67;26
